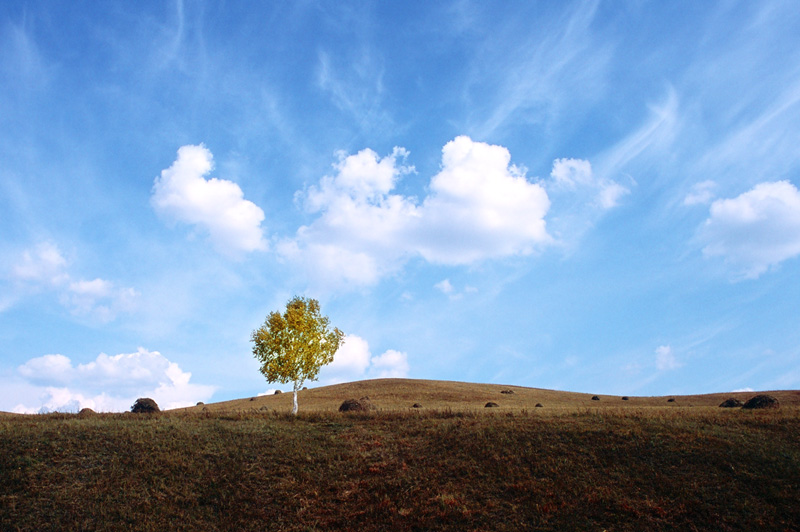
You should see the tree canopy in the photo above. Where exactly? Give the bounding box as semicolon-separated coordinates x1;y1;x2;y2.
251;296;344;414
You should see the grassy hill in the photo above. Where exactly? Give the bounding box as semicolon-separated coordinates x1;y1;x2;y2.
2;379;799;531
181;377;800;413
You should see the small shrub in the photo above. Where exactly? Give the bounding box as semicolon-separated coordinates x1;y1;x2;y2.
742;395;779;409
621;396;629;401
535;403;543;408
274;390;282;395
667;398;676;403
591;396;600;401
78;408;95;416
412;403;423;408
485;402;499;408
719;398;743;408
339;398;376;412
500;390;515;395
131;398;159;414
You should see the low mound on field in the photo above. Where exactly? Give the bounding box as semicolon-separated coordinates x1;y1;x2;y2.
175;379;800;414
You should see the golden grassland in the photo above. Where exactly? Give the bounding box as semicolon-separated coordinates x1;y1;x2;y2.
175;378;800;414
2;379;799;531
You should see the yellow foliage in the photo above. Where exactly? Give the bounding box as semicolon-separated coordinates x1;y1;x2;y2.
251;296;344;395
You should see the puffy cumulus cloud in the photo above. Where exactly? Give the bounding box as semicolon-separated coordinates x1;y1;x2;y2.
12;242;69;285
281;136;553;289
700;181;800;278
655;345;681;371
316;334;409;385
152;144;267;256
417;136;551;263
7;243;138;322
369;350;410;379
549;158;629;209
10;348;216;413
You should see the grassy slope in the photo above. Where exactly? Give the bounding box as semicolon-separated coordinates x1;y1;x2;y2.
180;378;800;414
2;380;799;531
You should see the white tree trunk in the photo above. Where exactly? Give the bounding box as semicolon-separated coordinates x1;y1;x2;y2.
292;381;299;415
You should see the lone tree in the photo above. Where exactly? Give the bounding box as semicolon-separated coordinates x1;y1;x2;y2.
251;296;344;415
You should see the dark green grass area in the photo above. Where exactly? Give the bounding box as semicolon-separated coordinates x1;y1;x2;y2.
1;409;799;531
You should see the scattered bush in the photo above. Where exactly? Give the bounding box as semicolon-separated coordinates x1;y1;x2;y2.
742;395;779;409
667;398;676;403
339;397;376;412
274;390;282;395
591;396;600;401
500;390;515;395
131;398;159;414
412;403;423;408
196;402;204;406
535;403;544;408
719;398;743;408
621;396;629;401
78;408;95;416
485;402;499;408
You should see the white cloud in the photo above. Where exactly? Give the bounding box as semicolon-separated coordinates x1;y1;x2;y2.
151;144;267;255
12;242;69;285
317;334;409;385
281;136;553;289
418;136;552;263
7;243;138;322
9;348;216;413
683;180;717;206
435;279;454;294
368;349;410;379
550;157;629;209
700;181;800;278
732;387;754;393
655;345;681;371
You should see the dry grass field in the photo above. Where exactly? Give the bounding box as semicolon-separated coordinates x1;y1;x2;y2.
2;379;799;531
178;378;800;414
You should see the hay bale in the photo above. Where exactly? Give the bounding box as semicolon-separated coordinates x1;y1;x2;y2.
742;394;779;409
485;402;499;408
339;398;376;412
719;398;743;408
131;398;159;414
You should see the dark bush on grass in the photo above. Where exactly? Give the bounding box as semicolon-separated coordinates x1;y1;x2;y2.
131;398;160;414
339;397;376;412
742;395;779;409
591;396;600;401
485;402;499;408
719;398;743;408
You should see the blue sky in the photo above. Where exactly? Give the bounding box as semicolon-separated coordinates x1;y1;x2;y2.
2;1;799;413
